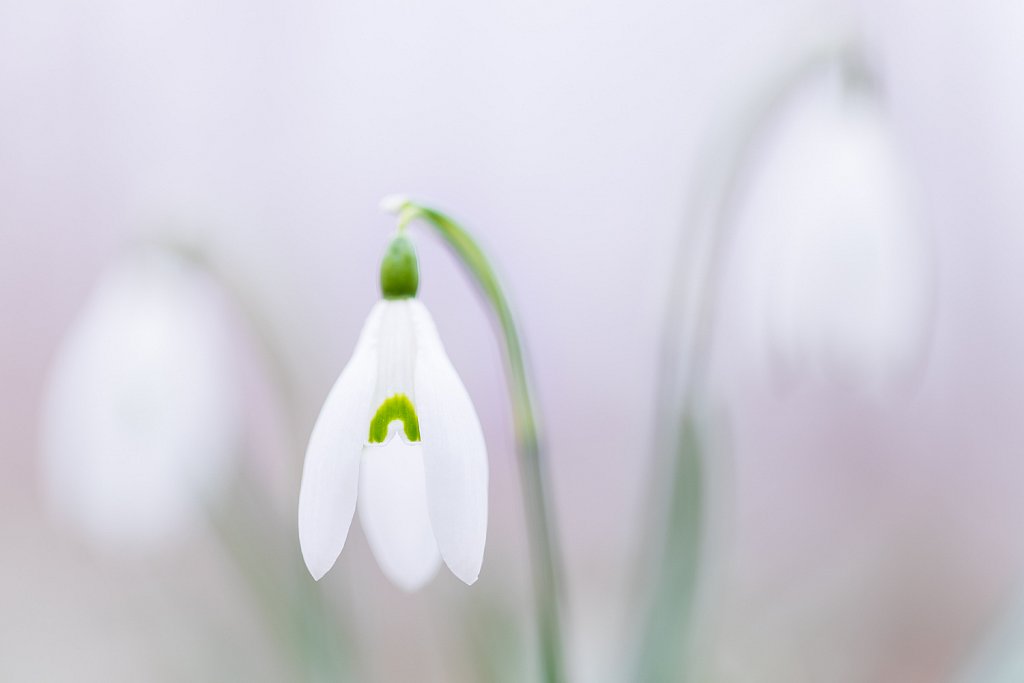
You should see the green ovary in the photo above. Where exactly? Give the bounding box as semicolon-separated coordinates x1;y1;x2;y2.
368;394;421;443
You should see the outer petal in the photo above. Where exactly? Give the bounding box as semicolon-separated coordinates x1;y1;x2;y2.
358;438;441;591
410;301;488;585
298;303;383;580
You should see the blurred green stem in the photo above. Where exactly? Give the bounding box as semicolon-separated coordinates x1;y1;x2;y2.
163;240;355;681
391;198;567;683
209;483;353;682
637;38;869;681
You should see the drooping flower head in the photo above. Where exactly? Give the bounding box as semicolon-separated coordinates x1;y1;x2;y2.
735;72;932;392
298;232;488;590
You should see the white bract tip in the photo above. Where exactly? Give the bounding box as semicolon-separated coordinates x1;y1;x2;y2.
379;194;411;215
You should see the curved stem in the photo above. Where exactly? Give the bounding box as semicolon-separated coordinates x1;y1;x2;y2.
637;38;867;681
388;198;567;683
152;240;355;681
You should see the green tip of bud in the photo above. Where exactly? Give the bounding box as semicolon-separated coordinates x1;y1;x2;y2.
380;234;419;299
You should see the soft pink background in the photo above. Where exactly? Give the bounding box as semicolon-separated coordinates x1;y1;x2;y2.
2;0;1024;680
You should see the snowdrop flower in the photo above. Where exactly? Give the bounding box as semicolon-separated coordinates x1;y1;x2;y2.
298;233;488;590
40;248;240;550
735;75;932;392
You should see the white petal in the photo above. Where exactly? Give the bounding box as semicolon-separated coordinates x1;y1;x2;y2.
410;301;488;585
298;303;383;580
358;437;441;591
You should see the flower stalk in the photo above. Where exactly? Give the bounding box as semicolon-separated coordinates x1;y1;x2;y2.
118;240;356;681
386;197;567;683
636;38;867;681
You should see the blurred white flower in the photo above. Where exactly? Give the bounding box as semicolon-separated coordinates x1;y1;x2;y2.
735;75;932;392
298;235;488;591
40;248;240;551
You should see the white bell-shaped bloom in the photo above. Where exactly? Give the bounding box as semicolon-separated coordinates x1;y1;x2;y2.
735;76;932;392
298;236;488;590
40;248;240;550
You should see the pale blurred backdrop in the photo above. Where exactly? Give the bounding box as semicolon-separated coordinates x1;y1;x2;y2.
2;0;1024;681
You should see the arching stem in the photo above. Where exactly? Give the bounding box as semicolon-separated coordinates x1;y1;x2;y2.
385;197;567;683
637;38;868;681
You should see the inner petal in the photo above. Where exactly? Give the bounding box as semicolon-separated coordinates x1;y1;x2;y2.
368;301;418;445
357;438;441;591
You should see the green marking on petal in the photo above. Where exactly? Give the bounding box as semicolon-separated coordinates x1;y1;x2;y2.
368;394;421;443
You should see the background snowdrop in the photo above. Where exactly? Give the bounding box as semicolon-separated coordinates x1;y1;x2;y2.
40;248;241;551
732;68;932;393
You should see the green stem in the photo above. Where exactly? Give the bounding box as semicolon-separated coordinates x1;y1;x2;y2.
637;38;868;681
154;240;355;681
390;198;567;683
